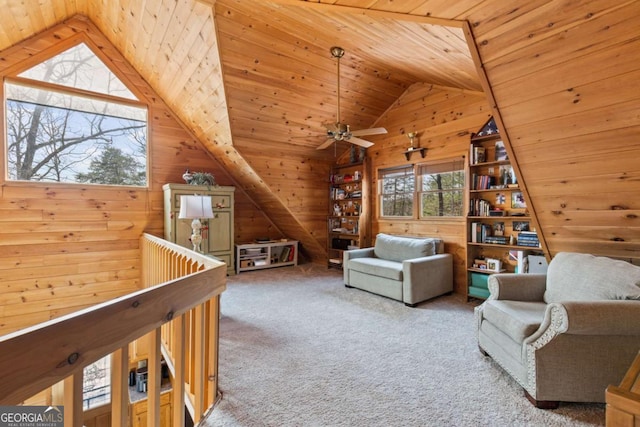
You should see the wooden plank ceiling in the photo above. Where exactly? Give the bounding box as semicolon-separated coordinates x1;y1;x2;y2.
1;0;638;261
0;0;481;262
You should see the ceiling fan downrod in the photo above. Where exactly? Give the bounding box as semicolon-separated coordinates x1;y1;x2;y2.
330;46;345;126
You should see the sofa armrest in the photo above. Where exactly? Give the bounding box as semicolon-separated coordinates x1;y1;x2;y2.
488;273;547;301
554;300;640;335
402;254;453;304
525;300;640;348
343;248;375;285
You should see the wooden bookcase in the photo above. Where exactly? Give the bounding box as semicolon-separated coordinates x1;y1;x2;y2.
466;118;543;300
327;160;370;269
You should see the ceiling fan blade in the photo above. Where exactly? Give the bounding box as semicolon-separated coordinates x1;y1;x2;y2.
348;136;374;148
351;127;388;137
316;137;336;150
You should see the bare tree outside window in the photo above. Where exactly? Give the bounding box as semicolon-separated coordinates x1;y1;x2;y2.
419;159;465;217
379;166;415;217
5;42;147;186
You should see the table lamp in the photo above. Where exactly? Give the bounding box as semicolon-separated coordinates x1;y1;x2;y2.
178;195;214;252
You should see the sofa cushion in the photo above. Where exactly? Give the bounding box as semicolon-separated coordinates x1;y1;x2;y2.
373;233;436;262
545;252;640;303
482;300;547;343
348;257;403;281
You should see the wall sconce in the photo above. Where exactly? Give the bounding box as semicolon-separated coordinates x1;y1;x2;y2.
403;131;426;160
179;195;214;252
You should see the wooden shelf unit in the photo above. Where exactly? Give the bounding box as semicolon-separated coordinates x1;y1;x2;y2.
327;160;370;269
465;118;543;300
235;240;298;273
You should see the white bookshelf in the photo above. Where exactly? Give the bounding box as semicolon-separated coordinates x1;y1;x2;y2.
235;240;298;273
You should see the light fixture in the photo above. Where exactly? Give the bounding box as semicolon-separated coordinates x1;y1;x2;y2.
178;195;214;253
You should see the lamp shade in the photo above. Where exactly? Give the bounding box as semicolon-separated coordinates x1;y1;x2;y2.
179;195;214;219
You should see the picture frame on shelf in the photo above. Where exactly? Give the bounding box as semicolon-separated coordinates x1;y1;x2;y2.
495;140;508;161
511;191;526;209
486;258;502;272
493;222;505;236
513;221;530;231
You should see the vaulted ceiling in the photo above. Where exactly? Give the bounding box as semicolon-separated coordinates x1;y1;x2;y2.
1;0;638;262
0;0;482;156
0;0;487;261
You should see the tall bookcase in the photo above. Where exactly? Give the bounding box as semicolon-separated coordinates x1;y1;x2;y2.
466;118;543;299
327;160;370;269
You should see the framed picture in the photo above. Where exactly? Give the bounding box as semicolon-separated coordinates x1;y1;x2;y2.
495;140;508;161
493;222;505;236
513;221;529;232
511;191;526;209
486;258;502;272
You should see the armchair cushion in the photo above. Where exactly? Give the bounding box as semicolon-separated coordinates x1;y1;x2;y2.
373;233;435;262
545;252;640;303
348;257;403;281
483;300;547;342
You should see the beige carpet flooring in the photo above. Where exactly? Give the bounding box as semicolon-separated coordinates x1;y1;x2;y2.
202;264;605;427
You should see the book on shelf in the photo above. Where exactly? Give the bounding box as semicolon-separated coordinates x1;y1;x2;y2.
517;231;540;247
484;236;508;245
280;246;291;263
470;145;486;165
470;198;492;216
472;174;494;190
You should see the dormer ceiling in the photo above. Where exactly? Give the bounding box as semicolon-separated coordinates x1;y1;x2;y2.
0;0;480;162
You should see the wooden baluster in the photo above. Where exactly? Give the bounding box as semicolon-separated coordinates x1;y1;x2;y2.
147;328;162;427
111;347;129;427
64;373;83;427
172;314;186;427
193;303;206;422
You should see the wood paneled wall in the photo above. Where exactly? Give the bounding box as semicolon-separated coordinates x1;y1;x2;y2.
0;16;278;335
363;83;491;294
469;0;640;261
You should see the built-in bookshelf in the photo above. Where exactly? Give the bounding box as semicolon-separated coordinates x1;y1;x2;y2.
327;160;370;269
466;117;544;300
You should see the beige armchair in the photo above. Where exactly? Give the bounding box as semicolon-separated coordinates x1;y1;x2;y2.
475;252;640;408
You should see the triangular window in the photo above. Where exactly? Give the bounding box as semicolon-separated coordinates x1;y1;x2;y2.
6;42;147;186
18;43;137;100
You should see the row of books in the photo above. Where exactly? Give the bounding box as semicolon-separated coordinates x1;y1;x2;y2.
470;222;492;243
471;174;494;190
469;198;492;216
517;231;540;247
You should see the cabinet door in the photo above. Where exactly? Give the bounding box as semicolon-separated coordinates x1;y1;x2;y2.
206;211;231;253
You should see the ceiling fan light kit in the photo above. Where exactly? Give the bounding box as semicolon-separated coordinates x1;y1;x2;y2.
316;47;387;150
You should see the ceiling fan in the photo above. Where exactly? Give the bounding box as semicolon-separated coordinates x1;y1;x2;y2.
316;46;387;150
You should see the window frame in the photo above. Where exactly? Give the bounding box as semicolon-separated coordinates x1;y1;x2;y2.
418;157;466;219
378;165;416;218
3;40;150;188
377;157;466;220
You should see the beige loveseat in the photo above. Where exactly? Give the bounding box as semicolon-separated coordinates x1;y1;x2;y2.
343;233;453;306
476;252;640;407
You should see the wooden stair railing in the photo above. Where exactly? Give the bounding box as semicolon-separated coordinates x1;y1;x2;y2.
0;233;226;427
